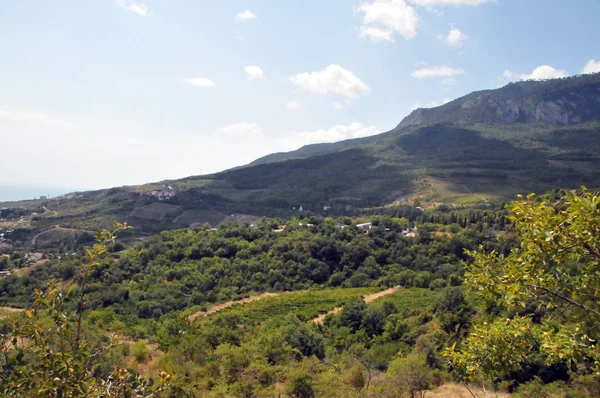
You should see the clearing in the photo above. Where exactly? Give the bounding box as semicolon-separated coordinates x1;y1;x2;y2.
0;307;24;319
428;383;511;398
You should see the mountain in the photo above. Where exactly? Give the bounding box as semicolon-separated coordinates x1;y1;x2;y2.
2;73;600;244
398;73;600;128
245;73;600;168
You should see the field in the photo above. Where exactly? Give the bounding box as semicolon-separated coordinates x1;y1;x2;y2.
191;287;440;326
198;288;379;324
368;287;442;312
32;226;95;247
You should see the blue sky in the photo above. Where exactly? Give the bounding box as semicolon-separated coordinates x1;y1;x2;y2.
1;0;599;192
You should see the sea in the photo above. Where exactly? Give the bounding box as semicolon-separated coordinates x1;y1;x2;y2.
0;185;80;203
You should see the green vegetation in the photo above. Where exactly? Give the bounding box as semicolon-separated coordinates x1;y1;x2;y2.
206;288;378;324
446;188;600;396
1;189;599;396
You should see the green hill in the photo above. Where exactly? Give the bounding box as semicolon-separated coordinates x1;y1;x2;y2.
2;74;600;243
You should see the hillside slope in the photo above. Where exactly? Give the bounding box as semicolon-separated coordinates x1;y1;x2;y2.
2;74;600;243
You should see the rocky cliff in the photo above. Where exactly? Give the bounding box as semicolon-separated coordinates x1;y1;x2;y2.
398;73;600;129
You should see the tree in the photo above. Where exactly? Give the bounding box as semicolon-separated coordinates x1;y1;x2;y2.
339;298;367;333
0;223;172;397
447;189;600;396
387;353;437;398
286;372;315;398
465;190;600;323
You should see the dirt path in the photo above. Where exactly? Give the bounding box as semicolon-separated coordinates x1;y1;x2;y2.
428;383;511;398
0;307;25;319
188;292;281;321
312;285;403;325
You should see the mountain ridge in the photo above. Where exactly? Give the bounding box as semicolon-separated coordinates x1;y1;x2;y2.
2;73;600;244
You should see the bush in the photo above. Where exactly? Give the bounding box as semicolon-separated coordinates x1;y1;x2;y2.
513;378;589;398
133;340;149;363
286;372;315;398
346;363;366;390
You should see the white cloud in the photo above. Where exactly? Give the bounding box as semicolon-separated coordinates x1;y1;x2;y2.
181;77;216;88
280;123;380;151
334;102;344;110
411;0;494;5
244;66;264;80
0;106;279;189
289;65;370;100
215;123;265;140
503;65;567;81
0;106;74;129
522;65;567;80
236;10;256;22
411;65;465;78
359;26;395;42
287;101;299;110
445;26;468;47
582;59;600;74
440;78;456;86
356;0;419;41
113;0;151;17
502;69;519;80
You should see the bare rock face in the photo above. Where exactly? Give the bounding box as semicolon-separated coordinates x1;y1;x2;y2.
395;73;600;129
397;108;424;129
490;98;523;123
535;100;575;124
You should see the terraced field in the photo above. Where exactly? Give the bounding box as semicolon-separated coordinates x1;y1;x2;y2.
191;287;441;325
368;287;442;311
198;288;378;324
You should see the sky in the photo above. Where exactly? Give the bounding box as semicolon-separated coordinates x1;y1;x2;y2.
1;0;599;196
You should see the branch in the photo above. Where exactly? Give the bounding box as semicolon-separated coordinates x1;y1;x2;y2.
582;242;600;260
85;340;124;371
463;382;479;398
526;284;600;318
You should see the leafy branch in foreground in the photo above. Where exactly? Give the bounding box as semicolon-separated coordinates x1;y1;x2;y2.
0;222;173;397
446;188;600;396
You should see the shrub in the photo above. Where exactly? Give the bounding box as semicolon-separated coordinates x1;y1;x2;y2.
133;340;150;363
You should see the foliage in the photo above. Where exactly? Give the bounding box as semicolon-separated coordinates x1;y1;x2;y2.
0;223;171;397
463;189;600;370
446;188;600;396
445;316;538;381
133;340;149;363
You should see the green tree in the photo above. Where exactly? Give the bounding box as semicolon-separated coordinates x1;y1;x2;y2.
339;298;367;333
286;372;315;398
0;223;172;397
133;340;150;363
447;189;600;395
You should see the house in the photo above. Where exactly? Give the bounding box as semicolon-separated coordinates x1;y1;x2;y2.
273;225;286;233
356;222;372;230
0;271;11;278
323;205;331;211
401;226;419;238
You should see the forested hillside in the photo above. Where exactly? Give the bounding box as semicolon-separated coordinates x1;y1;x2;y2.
1;191;599;396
